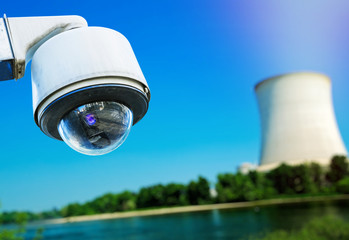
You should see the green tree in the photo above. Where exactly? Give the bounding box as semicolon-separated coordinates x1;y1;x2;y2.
114;191;137;211
187;176;211;205
61;202;88;217
39;208;61;220
266;163;318;194
336;176;349;194
289;164;315;194
216;173;257;202
309;162;323;193
266;163;295;194
136;184;165;208
86;193;118;214
326;155;349;183
0;211;43;240
163;183;188;206
248;171;277;199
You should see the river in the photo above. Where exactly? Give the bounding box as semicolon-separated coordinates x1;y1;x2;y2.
24;199;349;240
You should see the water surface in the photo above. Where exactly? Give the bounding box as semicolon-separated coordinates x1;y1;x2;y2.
25;200;349;240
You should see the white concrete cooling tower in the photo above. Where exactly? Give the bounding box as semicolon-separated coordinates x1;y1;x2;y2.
255;72;347;171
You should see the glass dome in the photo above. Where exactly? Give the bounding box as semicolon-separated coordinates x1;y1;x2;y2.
58;101;133;155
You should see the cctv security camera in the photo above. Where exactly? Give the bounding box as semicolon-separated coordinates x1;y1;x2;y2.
0;15;150;155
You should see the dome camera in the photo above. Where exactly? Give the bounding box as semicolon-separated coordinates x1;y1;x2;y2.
0;15;150;155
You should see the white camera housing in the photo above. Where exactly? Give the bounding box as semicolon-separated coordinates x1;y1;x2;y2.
32;27;150;140
0;15;151;155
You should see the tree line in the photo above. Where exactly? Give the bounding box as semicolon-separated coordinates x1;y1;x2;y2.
2;155;349;224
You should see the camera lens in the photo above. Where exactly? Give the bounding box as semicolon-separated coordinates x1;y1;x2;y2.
58;101;133;155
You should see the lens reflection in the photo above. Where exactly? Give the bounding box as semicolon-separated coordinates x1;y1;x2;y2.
58;101;133;155
85;114;97;126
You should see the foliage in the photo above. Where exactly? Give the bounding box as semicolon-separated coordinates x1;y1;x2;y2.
266;164;296;194
115;191;137;211
61;203;88;217
336;176;349;194
216;173;253;202
0;212;43;240
137;184;165;208
162;183;188;206
2;155;349;224
61;191;138;217
137;183;190;208
87;193;118;214
137;183;189;208
308;162;324;193
216;172;276;203
266;162;325;195
326;155;349;183
1;209;60;225
288;164;315;194
187;176;211;205
249;216;349;240
247;171;276;199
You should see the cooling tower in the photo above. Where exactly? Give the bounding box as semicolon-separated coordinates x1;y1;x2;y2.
255;72;347;171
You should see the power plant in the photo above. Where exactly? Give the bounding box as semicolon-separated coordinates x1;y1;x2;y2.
255;72;347;171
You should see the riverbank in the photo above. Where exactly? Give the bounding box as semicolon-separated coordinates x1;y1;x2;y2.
43;194;349;225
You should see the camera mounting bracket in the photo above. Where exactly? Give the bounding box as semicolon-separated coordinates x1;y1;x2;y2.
0;14;87;80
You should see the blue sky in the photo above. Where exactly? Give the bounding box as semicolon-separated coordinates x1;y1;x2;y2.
1;0;349;212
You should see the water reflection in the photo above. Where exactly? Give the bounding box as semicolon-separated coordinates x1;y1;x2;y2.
25;200;349;240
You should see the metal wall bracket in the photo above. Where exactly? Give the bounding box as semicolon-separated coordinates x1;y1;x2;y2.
0;16;14;80
0;15;88;80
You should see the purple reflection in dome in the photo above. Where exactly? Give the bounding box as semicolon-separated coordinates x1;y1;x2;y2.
85;114;96;125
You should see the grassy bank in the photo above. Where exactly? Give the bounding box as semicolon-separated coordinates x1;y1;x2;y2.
249;216;349;240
